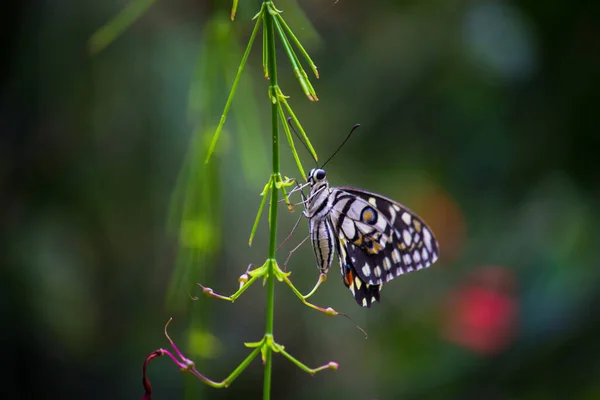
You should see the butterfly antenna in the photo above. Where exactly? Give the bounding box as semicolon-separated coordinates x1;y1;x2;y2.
321;124;361;168
287;117;318;166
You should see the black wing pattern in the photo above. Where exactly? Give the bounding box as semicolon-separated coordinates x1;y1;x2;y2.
328;187;439;307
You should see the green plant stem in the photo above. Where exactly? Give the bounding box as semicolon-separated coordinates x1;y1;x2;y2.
263;3;279;400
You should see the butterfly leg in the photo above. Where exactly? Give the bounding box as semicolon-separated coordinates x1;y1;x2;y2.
276;178;308;210
281;234;309;272
281;182;312;209
283;184;326;211
277;214;305;253
284;178;306;196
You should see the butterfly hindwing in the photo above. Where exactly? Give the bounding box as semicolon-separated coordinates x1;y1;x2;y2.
335;235;382;308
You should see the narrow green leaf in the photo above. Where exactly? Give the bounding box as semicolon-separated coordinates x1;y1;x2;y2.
205;14;263;164
280;183;292;212
275;13;319;78
280;93;318;162
273;17;316;101
278;104;306;180
230;0;238;21
88;0;157;55
300;67;318;101
262;17;269;78
249;178;272;246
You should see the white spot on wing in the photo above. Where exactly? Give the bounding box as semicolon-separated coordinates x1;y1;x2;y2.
341;218;356;241
362;298;367;307
388;206;397;223
369;197;377;206
403;254;412;265
413;251;421;263
421;248;429;260
383;257;392;270
393;204;401;212
423;228;433;251
374;266;382;277
362;264;371;277
401;212;411;224
391;249;401;263
403;229;412;246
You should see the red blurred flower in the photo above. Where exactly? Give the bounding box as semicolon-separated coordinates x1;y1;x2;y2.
442;266;518;355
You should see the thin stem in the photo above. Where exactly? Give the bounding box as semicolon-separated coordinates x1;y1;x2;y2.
278;347;338;375
216;346;263;387
263;3;279;400
281;274;338;316
194;272;261;302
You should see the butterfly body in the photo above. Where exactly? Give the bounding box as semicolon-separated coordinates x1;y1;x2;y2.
303;168;439;307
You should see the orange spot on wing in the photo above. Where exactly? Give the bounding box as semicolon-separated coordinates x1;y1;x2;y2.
344;269;354;286
354;233;363;246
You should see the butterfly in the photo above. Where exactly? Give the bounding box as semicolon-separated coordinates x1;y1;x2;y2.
301;168;439;307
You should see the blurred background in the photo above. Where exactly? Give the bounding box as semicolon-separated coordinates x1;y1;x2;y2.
2;0;599;399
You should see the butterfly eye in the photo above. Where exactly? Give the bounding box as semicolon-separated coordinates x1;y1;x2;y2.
315;169;326;180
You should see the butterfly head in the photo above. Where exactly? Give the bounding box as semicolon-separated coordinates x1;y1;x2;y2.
307;168;329;198
307;168;330;195
308;168;327;185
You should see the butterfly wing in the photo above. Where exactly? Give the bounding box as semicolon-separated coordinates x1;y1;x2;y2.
333;232;383;307
328;187;439;307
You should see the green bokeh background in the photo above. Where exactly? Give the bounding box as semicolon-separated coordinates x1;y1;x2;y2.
2;0;599;399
